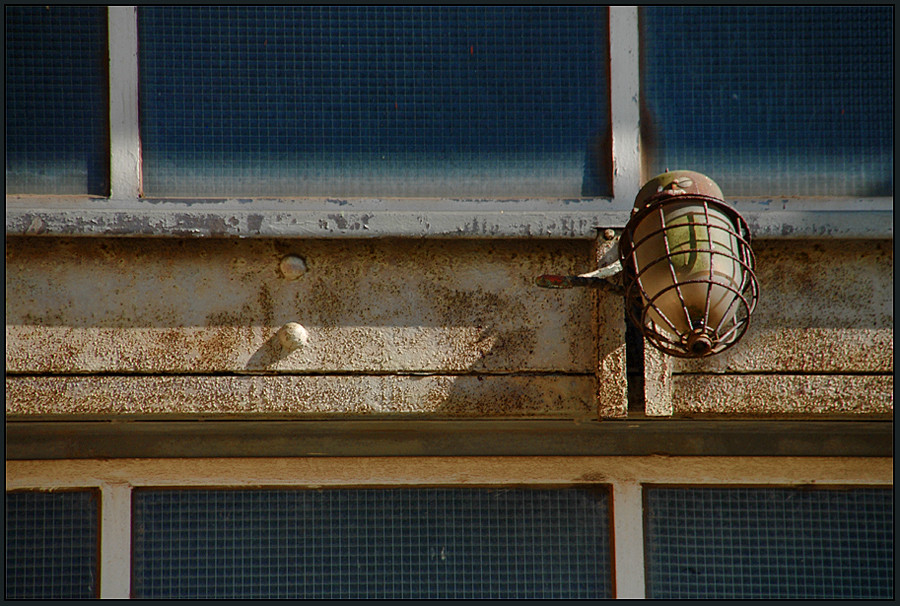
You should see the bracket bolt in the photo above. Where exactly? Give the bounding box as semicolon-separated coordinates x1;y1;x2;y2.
279;255;307;280
277;322;309;352
603;228;616;240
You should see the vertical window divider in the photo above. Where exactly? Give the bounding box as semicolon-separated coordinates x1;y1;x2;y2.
608;6;642;209
611;479;646;599
108;6;142;200
99;482;133;599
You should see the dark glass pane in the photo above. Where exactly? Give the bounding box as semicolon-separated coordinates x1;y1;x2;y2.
5;6;110;195
645;486;894;599
641;7;893;197
5;490;100;599
132;487;612;599
138;6;610;198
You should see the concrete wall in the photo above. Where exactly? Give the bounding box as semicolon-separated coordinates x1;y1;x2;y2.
646;239;893;417
6;233;891;423
6;235;626;420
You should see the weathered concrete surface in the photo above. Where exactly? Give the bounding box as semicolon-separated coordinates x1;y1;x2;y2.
5;375;597;419
675;240;893;374
671;374;893;416
594;233;627;418
6;235;625;418
647;239;893;416
642;346;672;417
6;236;606;374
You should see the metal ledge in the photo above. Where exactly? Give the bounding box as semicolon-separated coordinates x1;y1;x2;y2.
5;419;892;459
5;197;892;239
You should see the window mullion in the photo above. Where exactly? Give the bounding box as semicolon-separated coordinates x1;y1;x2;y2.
108;6;142;200
608;6;642;209
99;482;133;599
612;479;646;598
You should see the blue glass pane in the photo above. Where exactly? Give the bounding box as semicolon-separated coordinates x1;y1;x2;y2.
645;486;894;599
5;490;100;599
138;7;609;198
642;7;893;197
132;487;612;599
5;6;109;195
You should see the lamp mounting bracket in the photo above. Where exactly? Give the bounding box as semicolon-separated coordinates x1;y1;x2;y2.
535;235;624;294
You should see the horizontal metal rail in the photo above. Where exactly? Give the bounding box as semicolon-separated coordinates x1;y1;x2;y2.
5;197;893;239
6;418;892;459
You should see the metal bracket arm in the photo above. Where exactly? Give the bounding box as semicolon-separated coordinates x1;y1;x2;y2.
535;237;624;293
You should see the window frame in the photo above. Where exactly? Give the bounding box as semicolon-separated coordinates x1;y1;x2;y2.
5;456;892;599
4;6;892;240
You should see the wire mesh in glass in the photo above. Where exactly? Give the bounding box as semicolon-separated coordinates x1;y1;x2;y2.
132;487;612;599
137;6;610;198
5;6;110;195
644;486;893;599
641;6;893;197
5;490;100;599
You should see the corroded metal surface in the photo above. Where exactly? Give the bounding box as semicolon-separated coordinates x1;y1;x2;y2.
5;375;597;419
671;374;893;416
674;240;893;373
6;237;603;374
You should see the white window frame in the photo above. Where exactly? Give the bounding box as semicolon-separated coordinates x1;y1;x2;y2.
6;456;892;599
4;6;891;239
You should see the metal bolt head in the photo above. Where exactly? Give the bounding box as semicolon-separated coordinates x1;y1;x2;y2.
279;255;307;280
602;228;616;240
277;322;309;351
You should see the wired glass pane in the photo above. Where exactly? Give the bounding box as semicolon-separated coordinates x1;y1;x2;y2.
5;6;109;195
132;487;612;599
641;7;893;197
137;6;610;198
645;486;894;599
5;490;100;599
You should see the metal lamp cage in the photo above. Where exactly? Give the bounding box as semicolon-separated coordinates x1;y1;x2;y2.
619;193;759;358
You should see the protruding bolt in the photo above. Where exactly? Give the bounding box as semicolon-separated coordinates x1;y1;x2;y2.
277;322;309;352
25;216;45;235
603;228;616;240
279;255;307;280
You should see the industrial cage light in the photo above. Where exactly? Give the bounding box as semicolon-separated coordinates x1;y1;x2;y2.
537;170;759;358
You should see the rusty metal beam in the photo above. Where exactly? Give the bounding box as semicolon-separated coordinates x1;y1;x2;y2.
5;419;892;459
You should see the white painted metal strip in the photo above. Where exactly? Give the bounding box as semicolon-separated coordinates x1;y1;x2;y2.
608;6;642;208
99;482;132;599
611;480;645;598
108;6;142;199
7;198;891;239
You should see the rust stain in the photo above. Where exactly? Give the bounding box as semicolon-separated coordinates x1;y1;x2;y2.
576;471;609;483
